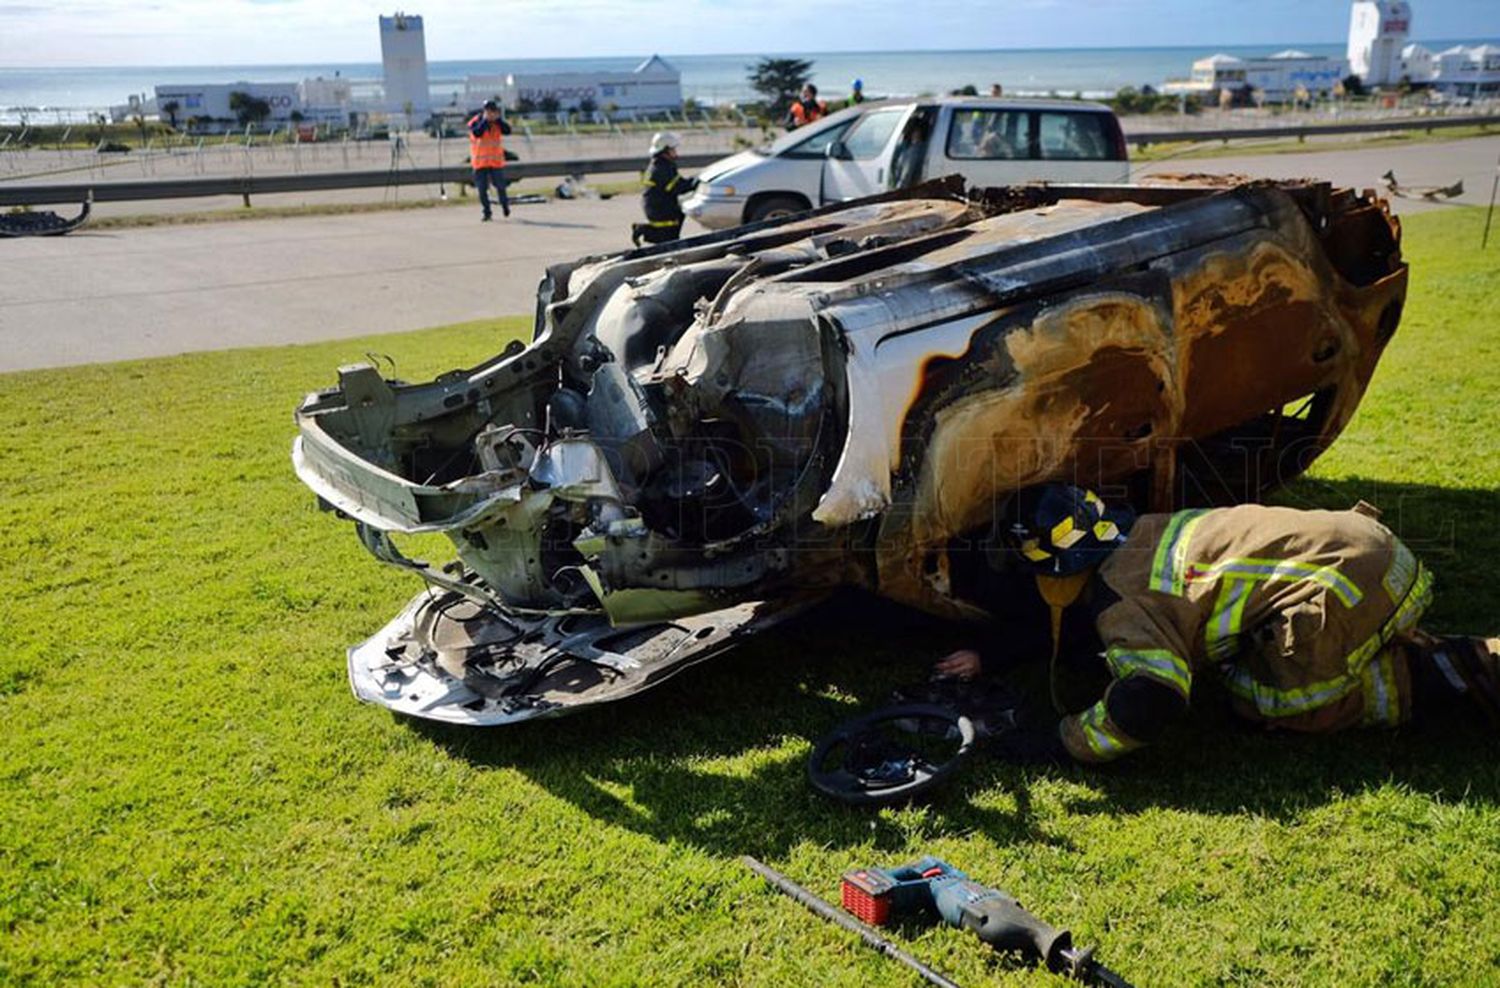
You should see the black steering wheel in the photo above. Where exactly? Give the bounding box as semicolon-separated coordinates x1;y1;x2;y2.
807;702;976;806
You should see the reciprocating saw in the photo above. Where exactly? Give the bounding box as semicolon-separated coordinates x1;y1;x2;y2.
841;857;1134;988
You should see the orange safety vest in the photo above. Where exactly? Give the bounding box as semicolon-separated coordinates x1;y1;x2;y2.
468;115;506;170
789;99;827;128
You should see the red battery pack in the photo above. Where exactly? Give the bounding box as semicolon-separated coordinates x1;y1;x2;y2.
841;868;895;926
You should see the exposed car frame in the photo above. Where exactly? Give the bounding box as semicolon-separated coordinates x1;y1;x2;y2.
293;176;1407;725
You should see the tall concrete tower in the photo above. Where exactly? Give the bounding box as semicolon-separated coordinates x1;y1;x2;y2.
379;12;432;123
1348;1;1412;86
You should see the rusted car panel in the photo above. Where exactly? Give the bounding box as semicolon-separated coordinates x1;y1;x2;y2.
292;176;1406;724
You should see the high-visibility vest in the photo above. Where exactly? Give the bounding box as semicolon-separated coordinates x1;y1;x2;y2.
789;99;827;128
468;115;506;170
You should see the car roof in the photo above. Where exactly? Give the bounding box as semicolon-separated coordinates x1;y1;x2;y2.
859;95;1116;114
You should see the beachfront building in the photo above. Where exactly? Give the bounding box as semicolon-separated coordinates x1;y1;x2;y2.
1422;44;1500;97
1348;0;1412;87
379;12;432;124
1163;50;1348;103
151;82;301;132
466;56;683;116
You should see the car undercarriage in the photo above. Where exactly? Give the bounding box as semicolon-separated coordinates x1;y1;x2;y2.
292;175;1407;724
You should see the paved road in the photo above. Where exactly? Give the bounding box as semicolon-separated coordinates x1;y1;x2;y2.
2;137;1496;373
1134;136;1500;213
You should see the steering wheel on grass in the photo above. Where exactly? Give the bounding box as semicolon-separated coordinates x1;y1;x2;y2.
807;703;976;806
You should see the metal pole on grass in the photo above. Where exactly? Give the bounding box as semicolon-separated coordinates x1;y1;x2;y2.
1483;148;1499;250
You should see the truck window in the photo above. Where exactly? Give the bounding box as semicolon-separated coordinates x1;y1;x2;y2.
1037;112;1116;161
840;109;905;160
946;110;1032;160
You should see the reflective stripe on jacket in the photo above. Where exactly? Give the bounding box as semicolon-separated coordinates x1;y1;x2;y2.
641;153;695;223
468;114;507;170
1059;504;1432;763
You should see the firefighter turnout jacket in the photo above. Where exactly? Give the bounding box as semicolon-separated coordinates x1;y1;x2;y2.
1060;504;1433;763
468;114;511;170
641;153;697;226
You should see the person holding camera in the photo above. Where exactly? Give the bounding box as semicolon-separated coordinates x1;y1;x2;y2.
467;99;512;221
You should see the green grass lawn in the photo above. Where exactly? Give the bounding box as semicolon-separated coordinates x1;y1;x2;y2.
2;207;1498;987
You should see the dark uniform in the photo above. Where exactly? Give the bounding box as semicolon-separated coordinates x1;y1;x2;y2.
634;152;697;246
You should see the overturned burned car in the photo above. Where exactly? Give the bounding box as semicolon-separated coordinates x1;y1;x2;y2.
292;176;1407;725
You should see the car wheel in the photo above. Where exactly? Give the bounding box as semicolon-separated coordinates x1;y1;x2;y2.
744;195;808;224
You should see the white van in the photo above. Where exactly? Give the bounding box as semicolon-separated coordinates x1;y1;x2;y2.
683;97;1129;230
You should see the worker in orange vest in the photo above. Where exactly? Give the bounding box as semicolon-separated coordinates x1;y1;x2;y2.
786;84;828;130
467;99;512;221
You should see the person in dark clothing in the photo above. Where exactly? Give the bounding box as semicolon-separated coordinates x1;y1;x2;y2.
633;131;697;246
467;99;513;221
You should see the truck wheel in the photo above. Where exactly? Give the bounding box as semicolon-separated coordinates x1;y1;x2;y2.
744;195;808;224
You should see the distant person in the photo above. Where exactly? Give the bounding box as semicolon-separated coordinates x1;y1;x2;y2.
467;99;512;222
990;83;1003;97
786;84;828;130
633;131;697;246
847;78;866;108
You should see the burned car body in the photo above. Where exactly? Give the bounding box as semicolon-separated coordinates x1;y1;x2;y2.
292;176;1407;725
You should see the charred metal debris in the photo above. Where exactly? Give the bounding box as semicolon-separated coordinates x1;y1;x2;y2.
292;175;1407;724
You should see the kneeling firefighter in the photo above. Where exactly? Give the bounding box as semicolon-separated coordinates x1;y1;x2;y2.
633;131;697;246
935;484;1500;764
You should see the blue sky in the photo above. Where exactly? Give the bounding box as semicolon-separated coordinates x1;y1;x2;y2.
2;0;1498;66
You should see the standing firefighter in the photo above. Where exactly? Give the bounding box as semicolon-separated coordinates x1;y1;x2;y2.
936;485;1499;764
467;99;512;221
633;131;697;246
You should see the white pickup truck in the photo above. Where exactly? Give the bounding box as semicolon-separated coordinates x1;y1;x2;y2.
684;96;1130;229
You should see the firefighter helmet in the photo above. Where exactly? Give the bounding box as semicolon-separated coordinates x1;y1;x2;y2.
649;131;683;155
1005;484;1133;576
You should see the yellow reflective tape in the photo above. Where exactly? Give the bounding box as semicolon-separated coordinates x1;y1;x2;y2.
1093;519;1119;542
1382;542;1418;604
1346;561;1433;675
1077;702;1141;760
1223;666;1356;717
1187;557;1363;608
1151;510;1207;595
1205;577;1252;661
1360;648;1401;726
1084;490;1105;515
1020;539;1052;563
1106;647;1192;698
1051;515;1082;549
666;175;680;190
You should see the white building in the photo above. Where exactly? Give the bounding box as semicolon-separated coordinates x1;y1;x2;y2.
1164;50;1348;103
1348;0;1412;86
380;12;432;123
152;82;301;131
1400;42;1436;81
1428;44;1500;96
468;55;683;116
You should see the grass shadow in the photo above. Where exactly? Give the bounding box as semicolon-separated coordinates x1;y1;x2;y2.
420;476;1500;854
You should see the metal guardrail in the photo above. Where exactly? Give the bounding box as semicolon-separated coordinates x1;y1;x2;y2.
1;113;1496;207
1127;113;1500;149
0;153;722;207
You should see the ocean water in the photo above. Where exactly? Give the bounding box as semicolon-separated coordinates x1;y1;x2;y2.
1;42;1489;124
